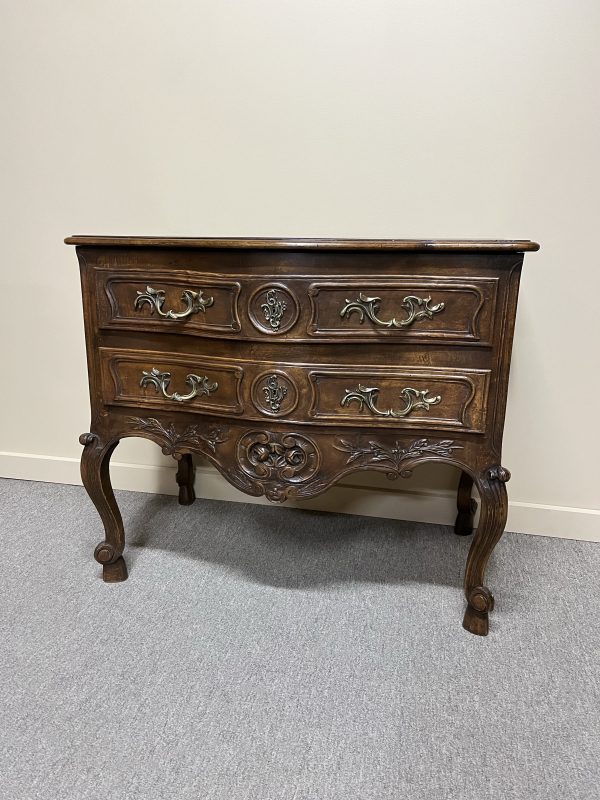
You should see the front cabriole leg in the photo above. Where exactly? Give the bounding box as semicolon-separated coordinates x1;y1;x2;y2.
79;433;128;582
462;466;510;635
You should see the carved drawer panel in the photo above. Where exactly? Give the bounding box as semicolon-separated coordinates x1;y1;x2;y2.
97;272;241;335
308;278;498;344
100;348;244;415
308;367;490;433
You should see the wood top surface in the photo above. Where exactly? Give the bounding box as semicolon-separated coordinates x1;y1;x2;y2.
65;236;540;253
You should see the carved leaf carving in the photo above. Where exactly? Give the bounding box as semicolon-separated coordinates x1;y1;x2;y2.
334;437;463;476
128;417;229;455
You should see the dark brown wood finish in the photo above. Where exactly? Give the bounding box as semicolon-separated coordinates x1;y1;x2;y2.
66;235;540;251
70;236;539;635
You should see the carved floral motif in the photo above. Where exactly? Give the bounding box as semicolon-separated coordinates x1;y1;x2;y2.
335;437;463;478
127;417;229;454
237;430;320;502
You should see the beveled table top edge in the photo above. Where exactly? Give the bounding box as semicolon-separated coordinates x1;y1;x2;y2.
65;236;540;253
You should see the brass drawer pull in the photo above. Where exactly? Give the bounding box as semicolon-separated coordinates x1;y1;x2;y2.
341;384;441;418
140;368;218;403
135;286;214;320
340;293;444;328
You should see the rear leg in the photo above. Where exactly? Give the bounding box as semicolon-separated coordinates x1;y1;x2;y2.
455;470;477;536
176;453;196;505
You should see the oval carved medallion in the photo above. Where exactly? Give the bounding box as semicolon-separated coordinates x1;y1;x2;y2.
248;284;299;335
251;370;299;417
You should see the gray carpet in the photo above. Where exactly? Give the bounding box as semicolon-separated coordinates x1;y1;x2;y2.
1;477;599;800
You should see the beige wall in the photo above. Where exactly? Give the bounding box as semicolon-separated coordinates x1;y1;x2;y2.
1;1;599;539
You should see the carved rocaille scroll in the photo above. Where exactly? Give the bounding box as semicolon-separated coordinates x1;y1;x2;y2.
70;235;539;635
236;430;320;502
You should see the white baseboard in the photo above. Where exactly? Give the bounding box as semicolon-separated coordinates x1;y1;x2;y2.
1;450;599;542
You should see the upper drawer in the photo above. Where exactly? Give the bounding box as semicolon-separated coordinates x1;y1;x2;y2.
95;269;498;345
308;278;498;343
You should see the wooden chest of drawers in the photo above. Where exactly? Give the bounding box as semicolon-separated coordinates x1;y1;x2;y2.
67;235;539;635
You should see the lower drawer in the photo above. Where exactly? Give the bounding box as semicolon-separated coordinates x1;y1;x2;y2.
100;349;244;416
100;347;490;433
308;367;489;432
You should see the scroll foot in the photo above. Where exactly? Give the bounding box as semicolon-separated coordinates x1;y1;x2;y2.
94;543;128;583
462;585;494;636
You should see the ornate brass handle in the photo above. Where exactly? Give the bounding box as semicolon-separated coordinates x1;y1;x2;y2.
340;293;444;328
135;286;214;320
341;384;441;418
140;368;218;403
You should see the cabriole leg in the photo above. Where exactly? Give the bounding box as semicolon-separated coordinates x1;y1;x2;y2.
462;466;510;636
455;470;477;536
175;453;196;505
79;433;128;582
